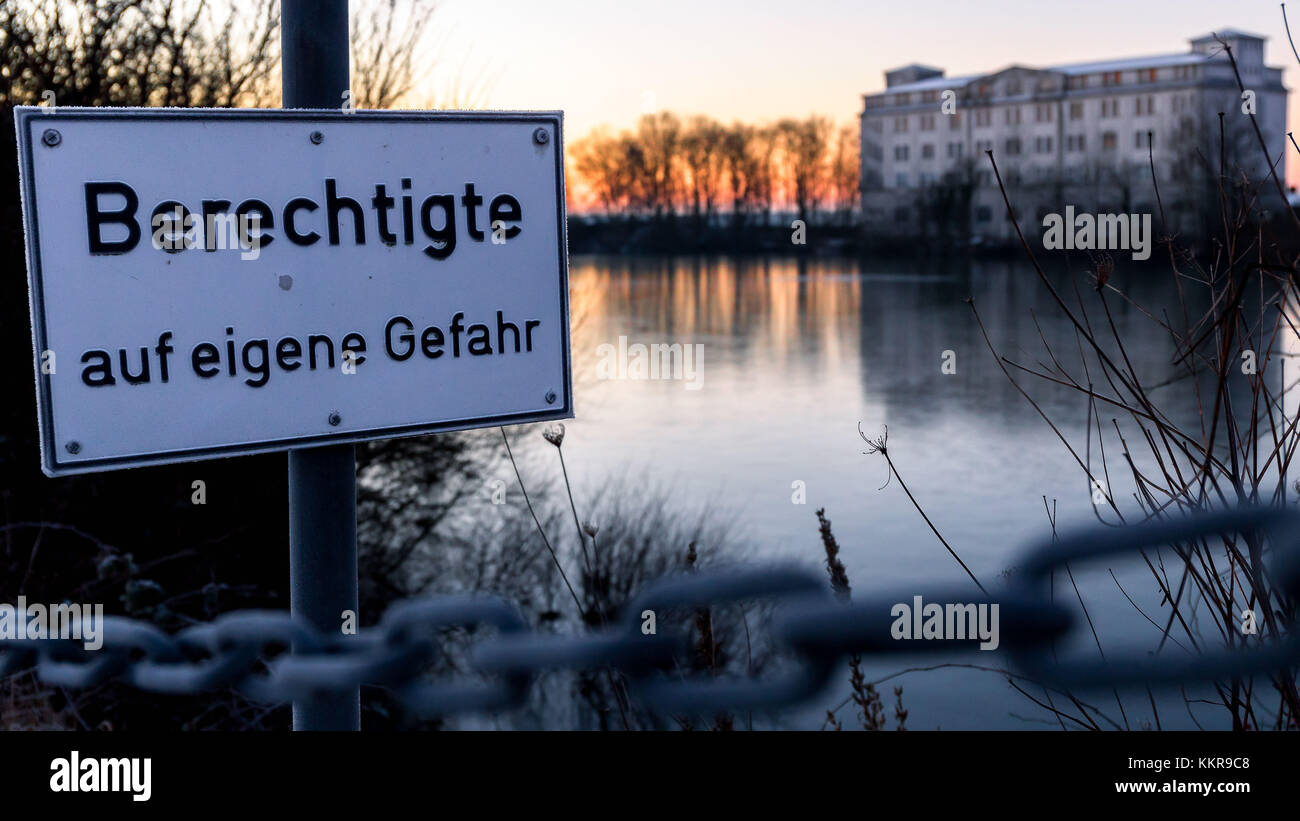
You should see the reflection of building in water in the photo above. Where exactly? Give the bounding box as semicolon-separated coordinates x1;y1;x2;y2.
570;256;1272;482
859;30;1287;244
853;259;1275;481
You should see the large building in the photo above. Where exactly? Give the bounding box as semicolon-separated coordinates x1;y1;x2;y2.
859;30;1287;244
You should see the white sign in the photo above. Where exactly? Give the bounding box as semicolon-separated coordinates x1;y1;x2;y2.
15;108;572;476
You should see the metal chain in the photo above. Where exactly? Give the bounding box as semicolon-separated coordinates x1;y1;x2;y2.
3;507;1298;718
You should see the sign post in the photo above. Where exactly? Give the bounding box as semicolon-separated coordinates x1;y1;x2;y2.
282;0;358;733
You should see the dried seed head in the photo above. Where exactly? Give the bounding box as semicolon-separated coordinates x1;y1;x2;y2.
582;521;599;538
542;423;565;447
1094;255;1114;291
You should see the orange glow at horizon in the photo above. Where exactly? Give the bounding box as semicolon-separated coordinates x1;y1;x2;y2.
431;0;1300;191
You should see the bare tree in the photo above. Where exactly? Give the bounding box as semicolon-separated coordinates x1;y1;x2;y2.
569;112;858;232
635;111;682;218
0;0;280;108
679;115;726;226
349;0;438;109
775;116;831;224
828;123;859;224
747;124;779;225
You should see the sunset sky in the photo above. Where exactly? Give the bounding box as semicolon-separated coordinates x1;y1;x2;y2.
432;0;1300;186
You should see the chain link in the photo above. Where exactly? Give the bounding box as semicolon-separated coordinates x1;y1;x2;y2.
2;507;1298;718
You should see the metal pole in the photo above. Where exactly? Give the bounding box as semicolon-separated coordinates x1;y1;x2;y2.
282;0;359;731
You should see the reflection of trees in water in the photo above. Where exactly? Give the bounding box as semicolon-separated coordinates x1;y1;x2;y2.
567;254;1254;435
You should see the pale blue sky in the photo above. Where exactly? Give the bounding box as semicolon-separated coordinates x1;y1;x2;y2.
430;0;1300;182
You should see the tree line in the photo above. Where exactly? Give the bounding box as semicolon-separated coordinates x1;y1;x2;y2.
570;113;860;228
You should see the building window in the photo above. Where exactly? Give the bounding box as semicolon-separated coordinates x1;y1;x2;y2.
895;93;911;106
921;90;938;103
894;116;909;132
1069;101;1084;120
1141;68;1157;83
1004;107;1022;125
975;139;992;154
920;114;935;131
1066;133;1086;152
1034;136;1053;153
893;145;910;161
975;109;991;127
1135;130;1154;149
1005;137;1022;155
1035;104;1054;122
1102;131;1117;151
1067;76;1086;90
950;112;962;129
1100;99;1118;118
1101;71;1122;86
1135;95;1155;116
896;173;908;187
921;143;934;159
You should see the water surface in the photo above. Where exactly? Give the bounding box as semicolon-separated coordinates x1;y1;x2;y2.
521;253;1273;729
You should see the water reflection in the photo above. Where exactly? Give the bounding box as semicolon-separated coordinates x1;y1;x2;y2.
553;254;1269;729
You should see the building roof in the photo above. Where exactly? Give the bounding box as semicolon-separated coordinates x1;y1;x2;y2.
1190;28;1266;42
889;63;944;73
1054;52;1210;74
872;74;976;95
870;50;1215;97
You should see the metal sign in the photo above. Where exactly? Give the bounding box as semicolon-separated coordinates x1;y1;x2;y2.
15;107;572;476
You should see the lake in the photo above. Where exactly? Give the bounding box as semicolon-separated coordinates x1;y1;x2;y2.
507;253;1281;729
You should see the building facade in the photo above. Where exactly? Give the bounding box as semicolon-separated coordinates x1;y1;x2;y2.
859;30;1287;244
